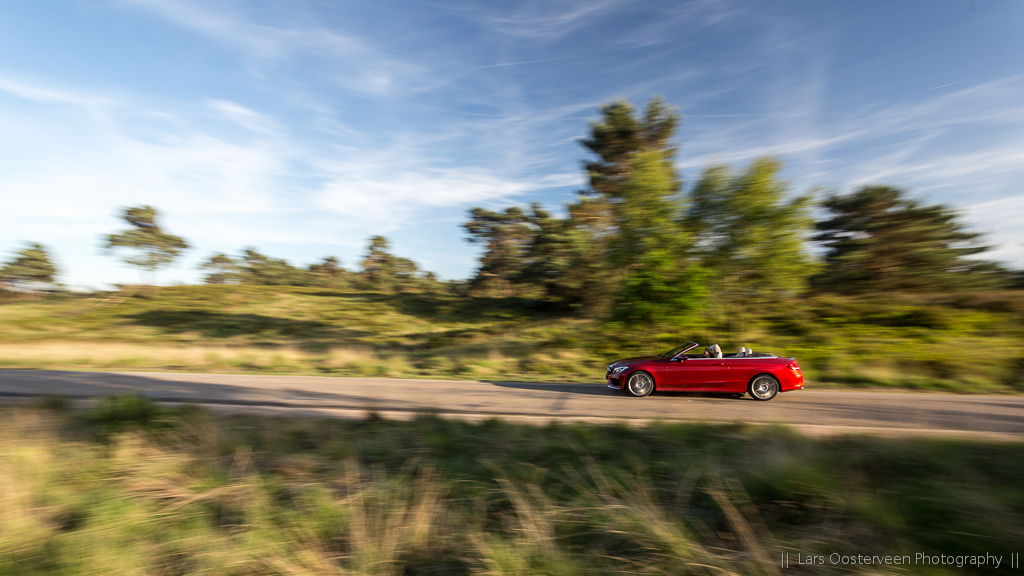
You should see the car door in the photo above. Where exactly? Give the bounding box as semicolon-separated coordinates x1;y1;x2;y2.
722;357;768;392
657;358;690;390
671;358;728;388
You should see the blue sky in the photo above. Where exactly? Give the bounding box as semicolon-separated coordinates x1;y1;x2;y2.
1;0;1023;288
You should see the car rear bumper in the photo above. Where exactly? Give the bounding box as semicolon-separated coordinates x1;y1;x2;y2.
780;369;805;392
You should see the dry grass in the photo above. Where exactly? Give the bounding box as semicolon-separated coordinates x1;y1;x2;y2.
5;399;1024;574
0;407;791;576
0;341;596;383
0;341;376;374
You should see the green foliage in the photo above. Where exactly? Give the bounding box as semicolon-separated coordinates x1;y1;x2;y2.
198;252;241;284
464;204;539;296
518;199;613;311
464;98;708;323
0;242;58;290
85;393;166;436
199;250;359;289
103;205;189;276
239;248;310;286
814;186;1002;292
584;100;707;329
460;96;1017;331
608;150;708;329
580;98;679;204
360;235;432;293
688;158;817;301
308;255;347;285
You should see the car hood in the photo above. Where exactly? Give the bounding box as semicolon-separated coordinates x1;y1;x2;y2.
610;355;660;367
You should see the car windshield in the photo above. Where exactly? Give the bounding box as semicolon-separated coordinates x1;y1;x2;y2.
657;342;698;358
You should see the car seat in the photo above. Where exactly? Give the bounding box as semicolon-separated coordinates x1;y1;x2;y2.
709;344;722;358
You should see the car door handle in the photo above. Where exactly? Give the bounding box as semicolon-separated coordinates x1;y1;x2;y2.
712;362;724;366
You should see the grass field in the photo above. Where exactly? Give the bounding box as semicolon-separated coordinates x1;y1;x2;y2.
1;285;1023;392
3;396;1022;575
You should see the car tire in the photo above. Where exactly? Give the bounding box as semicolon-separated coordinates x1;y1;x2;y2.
747;374;779;401
625;371;655;397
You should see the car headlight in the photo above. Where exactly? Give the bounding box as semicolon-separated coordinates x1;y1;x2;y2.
611;366;627;374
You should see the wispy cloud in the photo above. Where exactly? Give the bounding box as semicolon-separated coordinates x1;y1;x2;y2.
468;56;582;69
0;72;559;284
464;0;628;42
681;75;1024;180
314;166;554;225
114;0;439;96
614;0;742;48
0;75;119;108
677;73;1024;264
208;100;279;134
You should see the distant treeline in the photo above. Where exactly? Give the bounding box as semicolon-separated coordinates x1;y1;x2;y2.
2;98;1021;318
197;235;441;293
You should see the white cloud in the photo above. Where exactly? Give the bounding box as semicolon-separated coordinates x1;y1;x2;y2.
680;75;1024;189
964;197;1024;266
208;100;279;134
313;162;573;235
0;76;119;109
0;73;559;285
114;0;438;96
468;0;626;41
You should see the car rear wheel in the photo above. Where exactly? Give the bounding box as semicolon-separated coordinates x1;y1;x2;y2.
748;374;779;401
625;372;654;397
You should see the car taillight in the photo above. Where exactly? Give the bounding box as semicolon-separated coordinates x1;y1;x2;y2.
786;363;800;370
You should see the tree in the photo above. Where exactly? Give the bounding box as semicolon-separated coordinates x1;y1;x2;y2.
607;148;708;328
687;157;817;302
580;98;679;207
307;256;352;288
238;248;308;286
516;199;612;310
309;256;342;278
360;236;421;292
199;250;353;287
0;243;58;291
813;186;998;292
198;253;241;284
104;206;189;283
463;205;539;297
580;99;707;329
462;97;707;324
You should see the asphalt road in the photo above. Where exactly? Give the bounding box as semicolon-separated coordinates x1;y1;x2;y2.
2;370;1023;439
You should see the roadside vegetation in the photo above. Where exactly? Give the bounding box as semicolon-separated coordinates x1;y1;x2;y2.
3;397;1021;575
2;97;1022;392
1;284;1023;392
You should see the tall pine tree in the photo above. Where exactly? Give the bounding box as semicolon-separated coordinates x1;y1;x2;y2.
813;186;998;292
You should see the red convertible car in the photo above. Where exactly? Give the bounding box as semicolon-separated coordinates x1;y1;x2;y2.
606;342;804;401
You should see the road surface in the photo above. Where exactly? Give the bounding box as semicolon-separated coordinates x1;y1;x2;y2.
1;370;1022;439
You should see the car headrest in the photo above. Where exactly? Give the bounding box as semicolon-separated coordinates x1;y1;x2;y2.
709;344;722;358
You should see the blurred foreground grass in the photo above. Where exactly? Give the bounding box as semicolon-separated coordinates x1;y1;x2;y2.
3;396;1022;575
1;285;1023;392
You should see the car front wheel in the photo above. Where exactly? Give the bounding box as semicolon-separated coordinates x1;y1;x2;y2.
748;374;779;401
625;371;654;397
